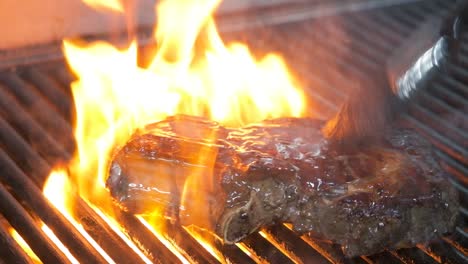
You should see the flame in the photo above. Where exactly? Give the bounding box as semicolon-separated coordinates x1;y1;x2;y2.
9;228;42;263
138;216;192;264
43;169;75;217
83;0;123;12
43;169;115;263
44;0;307;259
183;226;226;262
62;0;306;210
43;169;150;263
41;225;80;264
91;207;153;264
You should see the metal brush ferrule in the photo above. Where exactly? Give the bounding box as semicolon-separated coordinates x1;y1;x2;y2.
387;2;467;101
394;36;450;100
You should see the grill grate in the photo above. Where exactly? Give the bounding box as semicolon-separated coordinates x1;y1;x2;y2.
0;0;467;263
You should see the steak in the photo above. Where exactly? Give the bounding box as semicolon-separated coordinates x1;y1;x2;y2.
106;115;459;257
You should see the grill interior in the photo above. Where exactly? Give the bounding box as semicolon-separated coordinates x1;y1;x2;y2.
0;0;467;263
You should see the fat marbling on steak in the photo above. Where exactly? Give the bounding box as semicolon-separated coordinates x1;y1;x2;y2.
106;115;459;257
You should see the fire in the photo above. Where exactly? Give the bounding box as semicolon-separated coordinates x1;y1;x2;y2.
44;0;307;260
183;226;226;262
41;225;80;264
43;169;116;263
43;169;75;216
83;0;123;12
138;216;192;263
9;228;42;263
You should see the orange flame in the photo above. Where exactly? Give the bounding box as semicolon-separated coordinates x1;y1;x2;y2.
183;226;226;262
43;169;75;218
43;170;115;263
43;169;150;263
83;0;124;12
44;0;307;259
41;225;80;264
138;216;192;263
9;228;42;263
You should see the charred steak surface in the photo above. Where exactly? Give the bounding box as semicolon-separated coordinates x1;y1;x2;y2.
106;115;458;257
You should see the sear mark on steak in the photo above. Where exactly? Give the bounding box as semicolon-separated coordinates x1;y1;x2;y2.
106;115;459;257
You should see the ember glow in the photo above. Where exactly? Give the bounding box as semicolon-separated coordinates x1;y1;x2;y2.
43;170;115;263
44;0;307;259
83;0;123;12
9;228;42;263
41;225;80;264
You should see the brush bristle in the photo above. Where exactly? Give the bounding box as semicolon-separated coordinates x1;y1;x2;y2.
323;81;399;149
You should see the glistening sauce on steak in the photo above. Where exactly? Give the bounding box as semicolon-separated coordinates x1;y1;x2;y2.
106;115;459;257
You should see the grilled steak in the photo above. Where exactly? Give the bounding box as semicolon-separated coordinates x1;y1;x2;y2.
106;115;458;257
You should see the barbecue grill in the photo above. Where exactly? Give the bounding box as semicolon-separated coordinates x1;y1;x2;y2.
0;0;466;263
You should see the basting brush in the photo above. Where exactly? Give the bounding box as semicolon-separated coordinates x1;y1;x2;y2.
323;3;467;149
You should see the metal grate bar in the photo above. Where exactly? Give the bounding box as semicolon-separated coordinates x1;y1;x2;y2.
241;232;295;264
408;103;467;148
0;182;68;263
0;86;69;172
171;226;255;263
309;6;467;165
371;9;412;36
431;81;468;109
0;88;166;263
0;67;212;264
366;251;404;263
233;2;463;262
45;66;77;91
384;7;420;28
21;68;73;120
0;116;52;181
402;114;467;163
110;212;182;263
350;13;403;45
0;89;154;262
0;93;158;263
438;75;468;100
262;225;331;263
33;63;248;264
72;199;148;263
419;238;468;264
214;243;257;264
0;73;74;153
0;217;35;264
274;20;369;100
0;149;109;263
437;152;468;189
0;0;466;263
391;248;439;264
317;20;381;71
297;232;368;264
453;58;468;81
416;89;467;130
9;60;281;264
161;222;223;264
